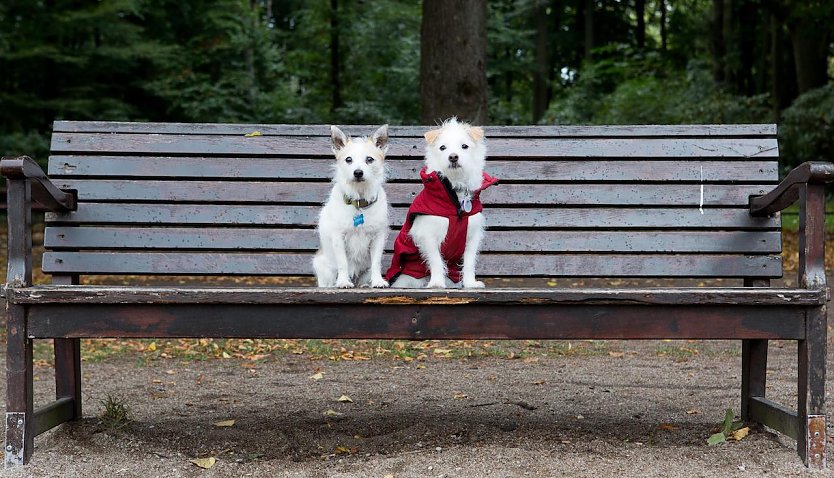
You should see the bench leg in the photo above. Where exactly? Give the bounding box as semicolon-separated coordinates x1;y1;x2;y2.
798;306;827;468
741;339;768;421
53;339;82;420
5;304;33;467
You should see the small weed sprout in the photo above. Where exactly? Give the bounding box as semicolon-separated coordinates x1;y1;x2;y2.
99;394;130;430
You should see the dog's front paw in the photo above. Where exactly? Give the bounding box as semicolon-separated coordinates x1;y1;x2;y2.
370;277;389;288
335;278;355;288
426;278;447;289
463;279;485;289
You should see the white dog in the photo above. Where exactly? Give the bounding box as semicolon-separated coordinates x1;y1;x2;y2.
385;117;498;288
313;125;390;288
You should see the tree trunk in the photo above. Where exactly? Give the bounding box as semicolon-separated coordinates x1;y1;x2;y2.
635;0;645;49
711;0;725;82
722;0;736;88
330;0;343;112
533;0;550;122
659;0;667;51
420;0;488;124
789;21;830;94
584;0;594;59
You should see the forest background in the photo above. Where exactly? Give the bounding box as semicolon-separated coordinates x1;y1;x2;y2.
1;0;832;173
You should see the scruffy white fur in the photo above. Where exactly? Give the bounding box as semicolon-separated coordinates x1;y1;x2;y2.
313;125;390;288
409;117;487;289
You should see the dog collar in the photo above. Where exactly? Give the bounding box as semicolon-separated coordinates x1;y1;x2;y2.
343;195;377;210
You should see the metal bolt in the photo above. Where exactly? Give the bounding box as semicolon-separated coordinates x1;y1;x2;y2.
5;445;12;451
815;454;821;459
815;431;820;437
16;419;22;426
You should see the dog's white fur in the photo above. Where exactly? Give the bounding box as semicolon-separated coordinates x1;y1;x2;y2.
313;125;390;288
410;117;487;289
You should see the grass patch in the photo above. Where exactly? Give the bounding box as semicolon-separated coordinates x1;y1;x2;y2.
99;393;130;430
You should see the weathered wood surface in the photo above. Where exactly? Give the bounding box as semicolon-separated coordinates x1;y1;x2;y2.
46;204;780;229
40;251;782;277
43;228;782;253
49;156;779;180
52;121;778;137
25;303;805;340
749;396;800;440
32;397;74;437
50;133;780;159
50;180;775;206
7;286;824;305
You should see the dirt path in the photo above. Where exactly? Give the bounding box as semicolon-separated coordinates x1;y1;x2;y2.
1;338;833;478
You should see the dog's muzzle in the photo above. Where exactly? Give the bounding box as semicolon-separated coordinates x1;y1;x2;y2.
353;169;365;181
448;153;460;168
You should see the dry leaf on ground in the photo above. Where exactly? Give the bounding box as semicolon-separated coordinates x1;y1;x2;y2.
190;457;216;469
213;419;235;427
336;395;353;403
310;372;324;381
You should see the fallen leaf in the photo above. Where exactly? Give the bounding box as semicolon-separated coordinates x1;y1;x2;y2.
213;419;235;427
433;348;452;355
335;446;353;455
384;475;395;478
686;409;699;415
323;409;343;417
523;357;539;364
152;379;163;384
416;364;426;369
532;380;545;385
608;351;625;358
546;281;557;287
658;423;679;432
310;372;324;381
147;342;157;352
190;457;216;469
707;432;726;446
452;391;468;400
337;395;353;403
221;351;231;359
730;427;750;441
244;131;262;137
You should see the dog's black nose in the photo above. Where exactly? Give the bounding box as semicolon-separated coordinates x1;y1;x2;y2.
353;169;364;179
449;153;459;163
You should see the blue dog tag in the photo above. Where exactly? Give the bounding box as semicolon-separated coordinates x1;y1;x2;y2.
353;213;364;227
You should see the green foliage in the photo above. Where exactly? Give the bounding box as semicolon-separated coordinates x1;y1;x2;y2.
780;84;834;168
99;393;130;430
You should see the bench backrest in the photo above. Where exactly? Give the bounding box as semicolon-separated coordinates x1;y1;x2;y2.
42;121;782;279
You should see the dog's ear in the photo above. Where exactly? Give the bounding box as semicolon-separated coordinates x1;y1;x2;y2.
424;128;441;145
468;126;485;142
371;124;389;153
330;125;348;152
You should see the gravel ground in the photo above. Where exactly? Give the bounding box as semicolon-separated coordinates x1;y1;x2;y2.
1;337;833;478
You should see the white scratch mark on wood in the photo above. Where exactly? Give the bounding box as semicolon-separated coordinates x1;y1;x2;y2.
699;165;704;215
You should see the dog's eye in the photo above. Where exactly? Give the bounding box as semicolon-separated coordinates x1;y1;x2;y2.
365;156;374;164
461;144;469;149
439;145;446;151
345;157;353;164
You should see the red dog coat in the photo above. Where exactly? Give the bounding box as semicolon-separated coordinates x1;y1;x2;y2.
385;167;499;283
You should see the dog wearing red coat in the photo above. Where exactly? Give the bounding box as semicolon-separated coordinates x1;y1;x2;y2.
386;118;498;288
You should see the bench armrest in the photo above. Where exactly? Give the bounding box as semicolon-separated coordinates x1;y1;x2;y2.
749;161;834;216
1;156;76;212
750;161;834;291
1;156;77;287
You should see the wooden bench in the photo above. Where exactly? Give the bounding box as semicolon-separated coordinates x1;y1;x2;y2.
2;121;832;468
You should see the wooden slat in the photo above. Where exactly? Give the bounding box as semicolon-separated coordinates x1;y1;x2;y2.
26;303;803;340
749;396;800;440
7;286;823;306
45;204;781;229
40;251;782;277
51;180;774;206
44;227;782;253
52;121;778;137
48;156;780;181
50;133;780;158
33;398;75;437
